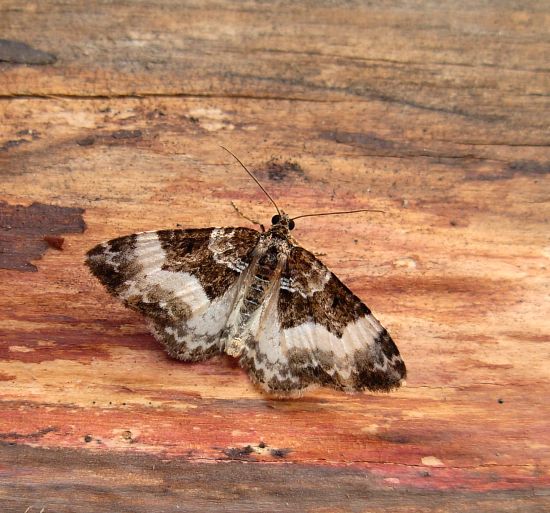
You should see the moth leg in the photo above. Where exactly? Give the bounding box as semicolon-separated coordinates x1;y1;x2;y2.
231;201;264;230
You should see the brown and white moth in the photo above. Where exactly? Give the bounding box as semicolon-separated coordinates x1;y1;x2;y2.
86;150;406;396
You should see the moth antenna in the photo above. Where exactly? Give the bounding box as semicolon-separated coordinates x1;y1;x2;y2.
220;146;281;216
291;208;385;221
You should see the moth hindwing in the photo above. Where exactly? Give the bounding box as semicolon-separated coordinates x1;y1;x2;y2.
86;214;406;396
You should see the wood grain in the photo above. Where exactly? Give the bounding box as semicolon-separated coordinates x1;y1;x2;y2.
0;1;549;512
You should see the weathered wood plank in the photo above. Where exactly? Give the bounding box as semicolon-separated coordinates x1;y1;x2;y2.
0;443;547;513
0;0;549;511
1;1;549;134
1;94;548;510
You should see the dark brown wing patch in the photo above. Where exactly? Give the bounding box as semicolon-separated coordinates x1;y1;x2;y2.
86;233;139;294
158;228;259;299
279;246;370;336
158;227;260;300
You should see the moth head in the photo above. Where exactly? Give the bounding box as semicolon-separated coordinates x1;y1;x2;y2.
271;212;295;231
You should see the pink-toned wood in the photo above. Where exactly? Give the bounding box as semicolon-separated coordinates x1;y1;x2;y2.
1;1;549;511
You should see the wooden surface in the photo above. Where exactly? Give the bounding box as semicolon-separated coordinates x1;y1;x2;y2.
1;1;549;512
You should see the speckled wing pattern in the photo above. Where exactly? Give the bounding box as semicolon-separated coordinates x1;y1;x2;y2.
86;226;406;396
86;228;260;361
234;244;406;394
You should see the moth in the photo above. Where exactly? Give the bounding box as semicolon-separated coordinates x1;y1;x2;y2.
86;149;406;396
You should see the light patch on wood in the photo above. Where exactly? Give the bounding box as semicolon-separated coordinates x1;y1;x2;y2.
421;456;445;467
8;345;34;353
361;424;380;434
187;107;234;131
393;257;418;269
